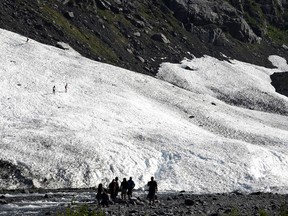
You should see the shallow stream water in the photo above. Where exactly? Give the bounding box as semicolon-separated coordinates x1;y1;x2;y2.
0;190;97;215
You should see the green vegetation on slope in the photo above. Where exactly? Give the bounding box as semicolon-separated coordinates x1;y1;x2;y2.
40;4;118;63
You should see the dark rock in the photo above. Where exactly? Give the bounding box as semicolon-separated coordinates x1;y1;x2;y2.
44;194;53;199
232;190;243;195
129;209;138;214
182;65;195;71
22;189;30;194
96;0;111;10
209;213;220;216
0;199;8;204
271;72;288;97
110;5;122;14
184;199;194;206
64;11;74;19
151;33;170;44
132;20;146;28
251;191;262;195
164;0;261;43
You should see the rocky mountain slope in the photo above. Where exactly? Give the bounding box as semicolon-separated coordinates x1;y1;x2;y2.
0;0;288;78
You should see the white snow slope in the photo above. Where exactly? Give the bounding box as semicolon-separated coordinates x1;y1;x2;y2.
0;29;288;194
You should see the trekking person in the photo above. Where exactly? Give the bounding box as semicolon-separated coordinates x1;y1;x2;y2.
114;177;120;198
101;189;109;207
52;86;56;94
147;176;158;205
120;178;128;200
127;177;135;199
96;183;103;205
109;177;119;200
65;83;68;93
109;179;116;200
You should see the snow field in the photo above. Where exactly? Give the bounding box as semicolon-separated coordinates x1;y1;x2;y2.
0;29;288;193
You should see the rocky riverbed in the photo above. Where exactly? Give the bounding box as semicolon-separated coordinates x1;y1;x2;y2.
0;189;287;215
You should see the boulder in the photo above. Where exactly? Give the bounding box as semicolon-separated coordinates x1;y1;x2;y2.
151;33;170;44
226;18;260;43
184;199;194;206
96;0;111;10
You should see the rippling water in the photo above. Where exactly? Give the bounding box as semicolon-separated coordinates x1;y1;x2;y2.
0;191;97;215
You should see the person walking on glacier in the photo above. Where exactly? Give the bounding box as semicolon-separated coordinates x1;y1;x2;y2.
65;83;68;93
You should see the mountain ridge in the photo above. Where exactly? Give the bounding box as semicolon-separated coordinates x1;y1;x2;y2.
1;0;288;76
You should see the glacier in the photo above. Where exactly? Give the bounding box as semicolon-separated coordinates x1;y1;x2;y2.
0;28;288;194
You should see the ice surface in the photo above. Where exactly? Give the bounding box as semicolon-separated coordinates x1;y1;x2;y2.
0;29;288;193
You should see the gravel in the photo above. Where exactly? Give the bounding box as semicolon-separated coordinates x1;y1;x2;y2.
0;189;287;215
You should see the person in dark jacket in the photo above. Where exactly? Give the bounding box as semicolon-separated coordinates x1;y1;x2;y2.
127;177;135;199
109;177;119;200
120;178;128;200
65;83;68;93
96;183;103;204
147;176;158;205
101;189;109;207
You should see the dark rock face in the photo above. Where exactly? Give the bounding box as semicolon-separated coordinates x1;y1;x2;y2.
0;0;287;95
271;72;288;97
164;0;259;43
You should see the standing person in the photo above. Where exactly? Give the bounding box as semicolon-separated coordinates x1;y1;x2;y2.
120;178;128;200
114;177;120;199
101;189;109;207
109;177;120;200
147;176;158;205
65;83;68;93
52;85;56;94
127;177;135;199
109;179;117;200
96;183;103;205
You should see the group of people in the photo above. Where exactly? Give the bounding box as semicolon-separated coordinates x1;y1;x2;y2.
96;176;158;206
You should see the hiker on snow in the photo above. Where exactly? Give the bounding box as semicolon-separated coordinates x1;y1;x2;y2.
65;83;68;93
